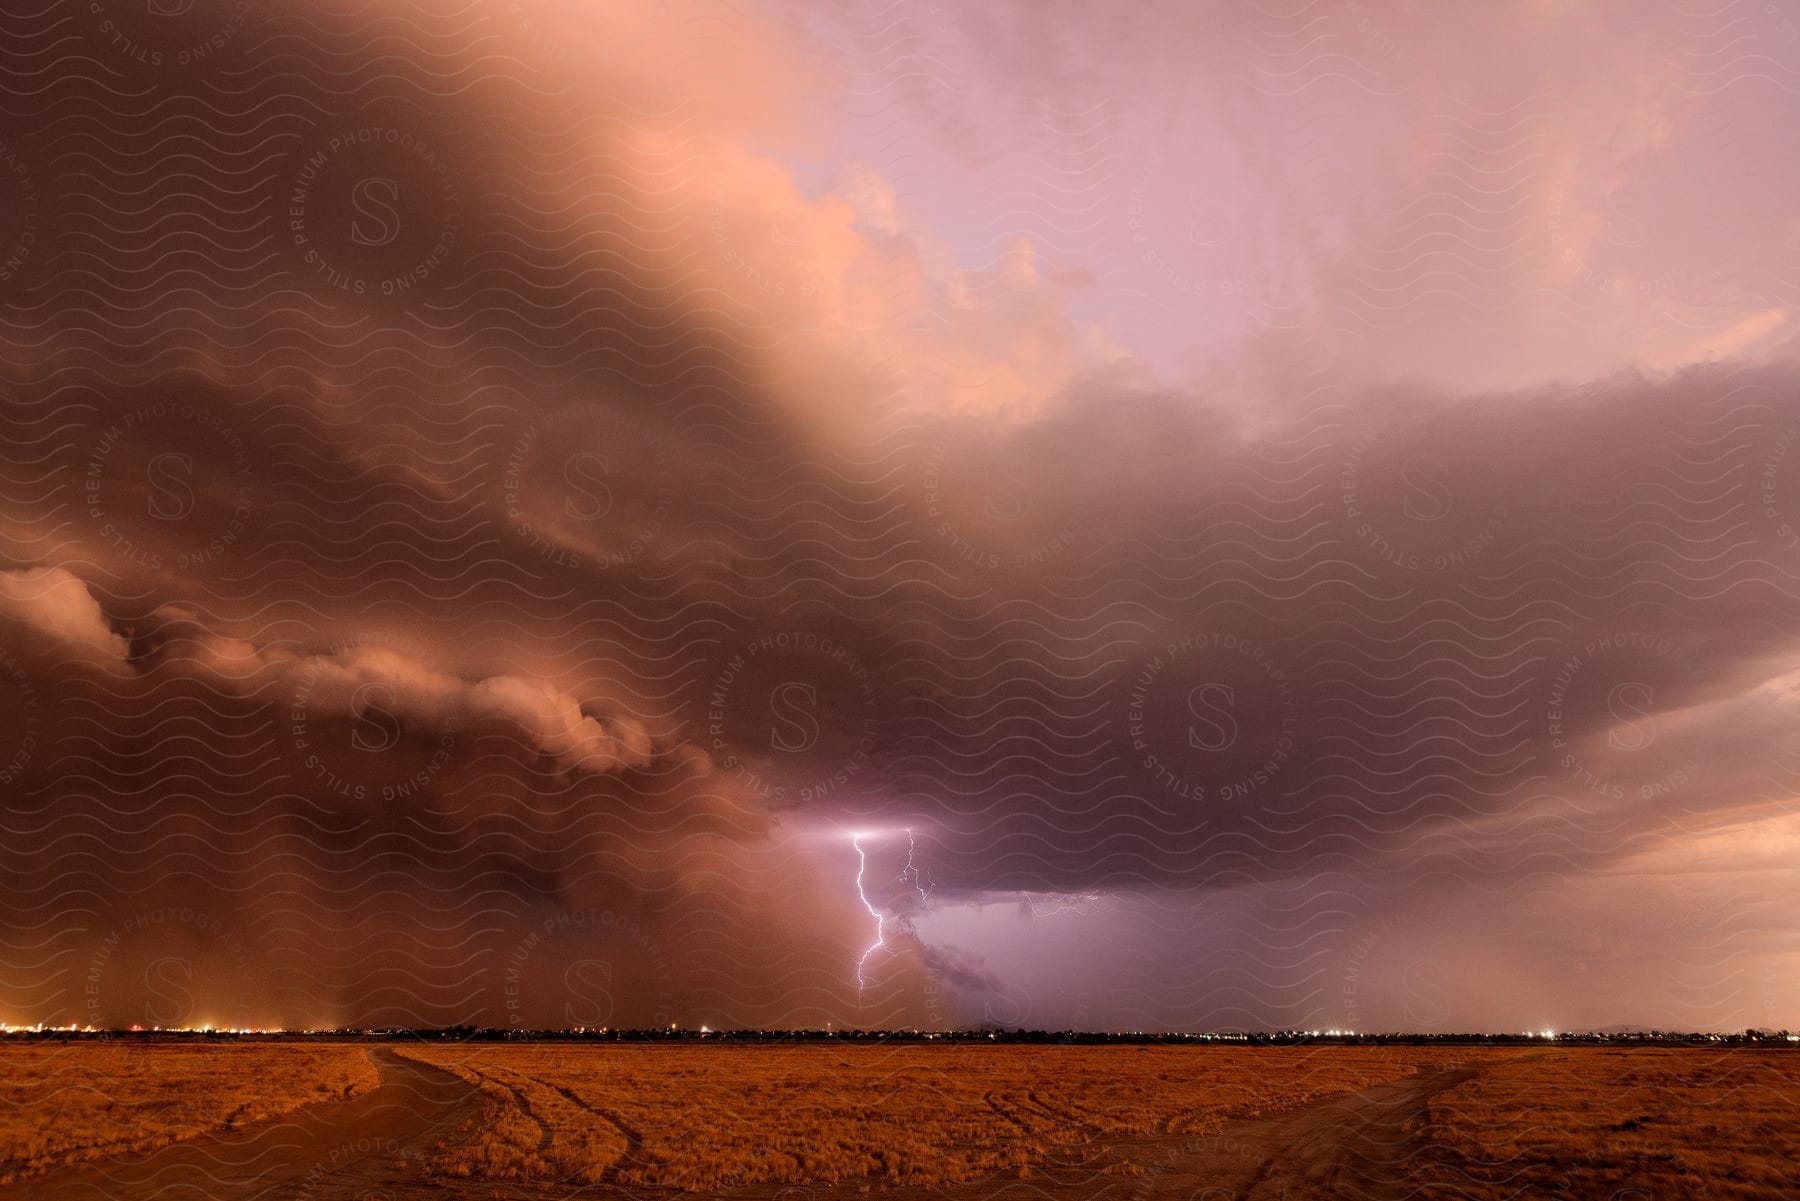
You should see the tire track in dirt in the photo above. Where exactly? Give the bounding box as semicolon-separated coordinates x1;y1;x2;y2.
1027;1087;1105;1128
983;1089;1038;1133
21;1048;484;1201
1022;1089;1079;1125
16;1054;1477;1201
1114;1065;1478;1201
524;1072;644;1181
474;1067;554;1158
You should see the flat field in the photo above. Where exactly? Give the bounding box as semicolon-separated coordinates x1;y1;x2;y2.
1421;1046;1800;1200
2;1041;1796;1201
0;1042;378;1185
402;1042;1419;1189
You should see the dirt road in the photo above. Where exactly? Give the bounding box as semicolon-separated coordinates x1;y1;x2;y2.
18;1057;1472;1201
1105;1066;1476;1201
22;1048;485;1201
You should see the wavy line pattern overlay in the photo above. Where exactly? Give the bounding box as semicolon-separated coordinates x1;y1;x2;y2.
0;0;1796;1055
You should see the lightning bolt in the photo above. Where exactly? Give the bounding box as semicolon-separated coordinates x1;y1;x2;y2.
852;833;886;994
899;828;932;903
852;828;930;996
1029;891;1105;918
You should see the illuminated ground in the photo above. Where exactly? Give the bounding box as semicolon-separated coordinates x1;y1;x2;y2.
6;1043;1798;1200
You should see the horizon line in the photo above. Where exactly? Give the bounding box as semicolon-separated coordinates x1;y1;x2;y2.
6;1024;1796;1043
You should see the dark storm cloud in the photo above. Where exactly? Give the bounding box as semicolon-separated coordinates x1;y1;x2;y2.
0;0;1796;1033
0;0;889;1031
887;359;1800;894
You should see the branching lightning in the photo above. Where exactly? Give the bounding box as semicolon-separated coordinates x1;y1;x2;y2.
899;828;932;903
852;833;885;993
852;828;930;996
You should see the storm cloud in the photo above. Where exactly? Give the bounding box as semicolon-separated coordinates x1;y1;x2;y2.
0;0;1797;1033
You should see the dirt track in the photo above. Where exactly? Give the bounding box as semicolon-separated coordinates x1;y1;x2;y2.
18;1056;1472;1201
1108;1067;1476;1201
22;1048;485;1201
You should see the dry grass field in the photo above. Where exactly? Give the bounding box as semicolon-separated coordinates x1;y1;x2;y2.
4;1041;1797;1200
0;1042;380;1186
400;1043;1424;1190
1422;1047;1800;1200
